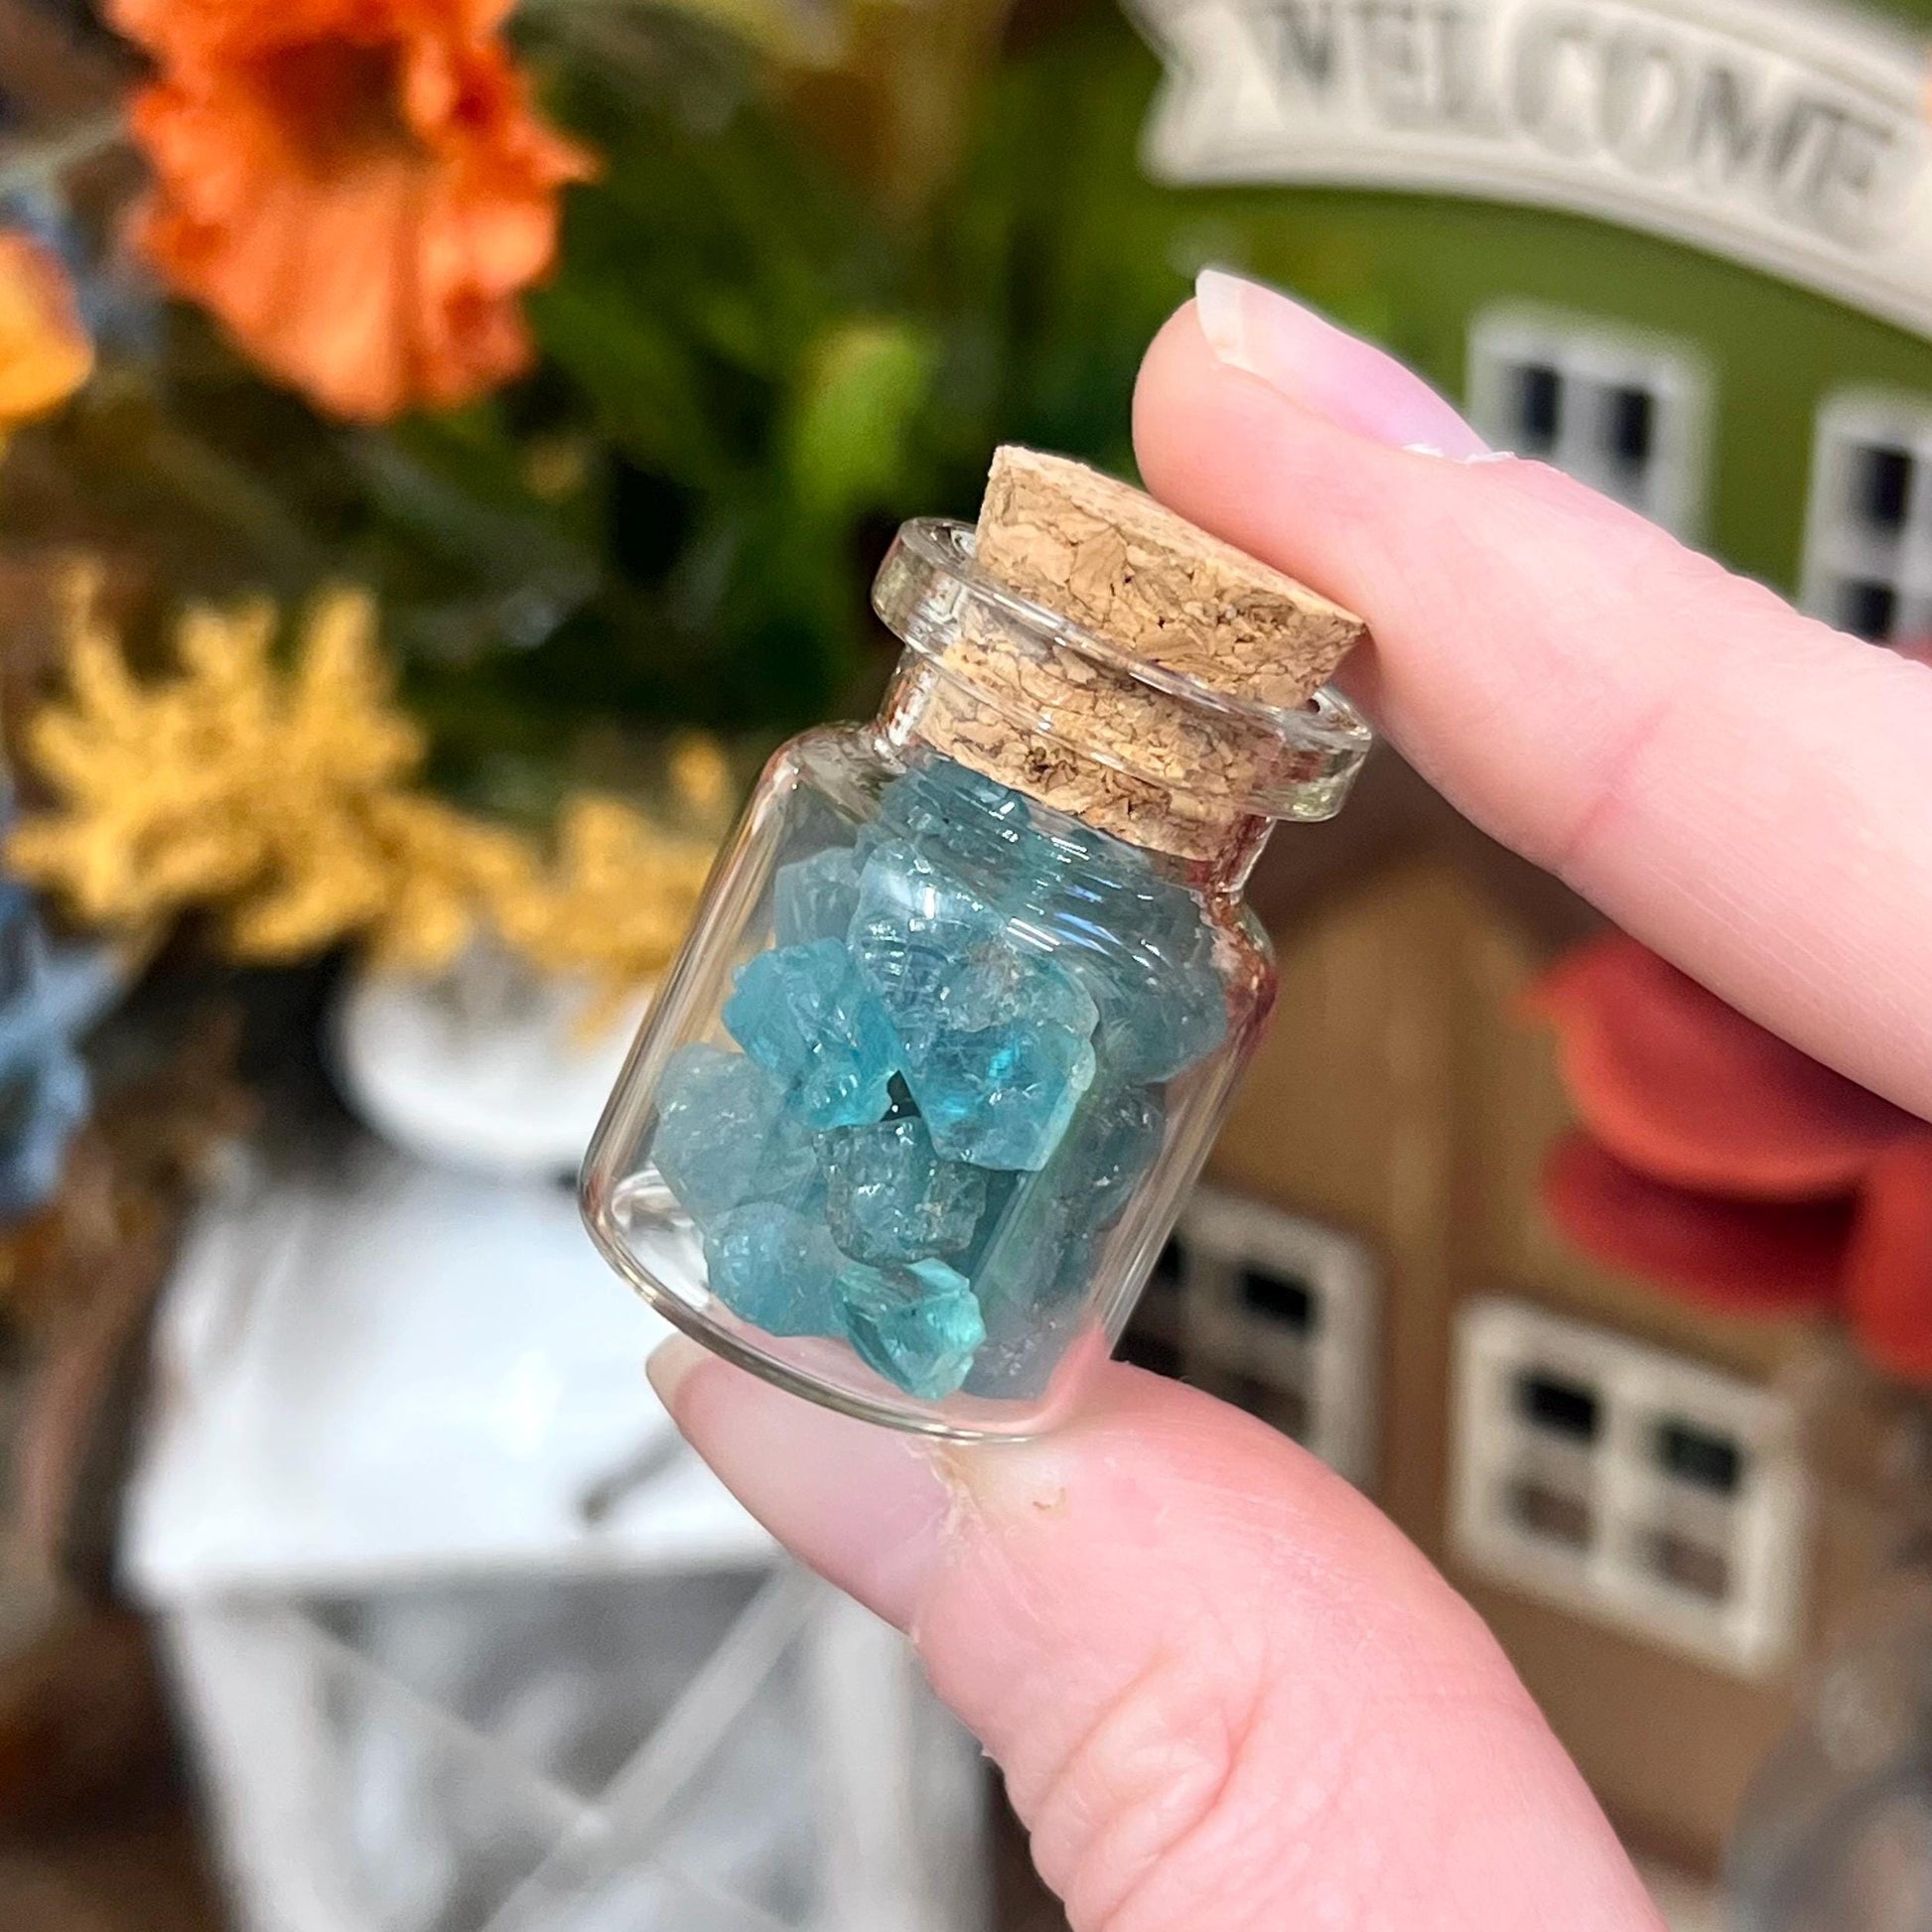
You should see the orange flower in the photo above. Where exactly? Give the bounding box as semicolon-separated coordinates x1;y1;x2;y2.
0;232;92;440
110;0;595;422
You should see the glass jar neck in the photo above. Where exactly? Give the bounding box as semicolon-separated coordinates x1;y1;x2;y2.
874;657;1277;897
868;518;1371;894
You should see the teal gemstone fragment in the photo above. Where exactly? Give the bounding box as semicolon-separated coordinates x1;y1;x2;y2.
772;846;862;947
724;939;899;1129
879;755;1227;1087
910;1017;1096;1171
964;1082;1166;1392
877;757;1035;889
821;1115;988;1265
1058;1082;1167;1230
851;839;1095;1045
942;934;1098;1039
850;841;1098;1169
1011;831;1226;1085
836;1255;985;1400
652;1042;819;1223
848;842;1005;1054
703;1201;844;1338
1073;932;1227;1085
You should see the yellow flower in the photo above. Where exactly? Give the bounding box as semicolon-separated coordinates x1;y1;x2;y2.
8;571;521;966
9;570;718;1015
491;792;716;1030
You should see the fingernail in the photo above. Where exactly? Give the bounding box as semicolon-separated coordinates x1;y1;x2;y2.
645;1332;707;1410
1194;267;1490;459
653;1347;957;1632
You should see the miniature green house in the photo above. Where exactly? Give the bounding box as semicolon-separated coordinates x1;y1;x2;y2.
1126;0;1932;636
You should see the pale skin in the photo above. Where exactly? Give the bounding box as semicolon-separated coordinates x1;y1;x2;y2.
648;270;1932;1930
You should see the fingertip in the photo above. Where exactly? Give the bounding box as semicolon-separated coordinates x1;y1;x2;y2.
655;1346;957;1631
644;1331;708;1413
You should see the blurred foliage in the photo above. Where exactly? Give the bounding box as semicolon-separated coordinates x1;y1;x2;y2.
6;3;1261;803
388;5;1209;761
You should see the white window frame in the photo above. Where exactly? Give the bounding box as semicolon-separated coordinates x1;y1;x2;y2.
1131;1189;1379;1489
1465;307;1711;539
1452;1298;1809;1679
1801;390;1932;644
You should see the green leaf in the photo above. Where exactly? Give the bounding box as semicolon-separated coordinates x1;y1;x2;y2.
783;318;937;524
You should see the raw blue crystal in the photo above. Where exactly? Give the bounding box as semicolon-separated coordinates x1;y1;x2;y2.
876;757;1035;888
1072;930;1227;1085
703;1201;844;1337
1010;818;1227;1085
1060;1082;1167;1230
876;756;1227;1087
652;1042;819;1223
821;1115;988;1265
966;1082;1165;1353
848;842;1005;1053
943;932;1098;1039
851;841;1095;1046
836;1255;985;1399
850;842;1098;1169
772;846;862;947
724;939;899;1129
910;1017;1095;1171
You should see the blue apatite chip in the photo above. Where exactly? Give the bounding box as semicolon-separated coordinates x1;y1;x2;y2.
1072;933;1227;1085
850;842;1098;1169
910;1017;1095;1171
772;846;863;947
821;1115;988;1265
652;1042;820;1223
968;1083;1165;1337
724;939;899;1129
703;1201;844;1337
942;933;1097;1039
1061;1082;1167;1229
1012;839;1226;1085
876;757;1035;888
836;1255;986;1400
850;840;1095;1045
848;842;1005;1054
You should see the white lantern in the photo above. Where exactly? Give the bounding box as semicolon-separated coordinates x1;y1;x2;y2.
121;1139;987;1932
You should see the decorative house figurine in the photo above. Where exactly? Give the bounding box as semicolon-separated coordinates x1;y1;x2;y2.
1111;0;1932;1887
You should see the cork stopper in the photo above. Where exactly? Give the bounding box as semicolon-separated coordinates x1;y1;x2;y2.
881;447;1370;861
974;447;1364;710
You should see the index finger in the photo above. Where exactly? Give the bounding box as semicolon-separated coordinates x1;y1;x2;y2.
1133;289;1932;1121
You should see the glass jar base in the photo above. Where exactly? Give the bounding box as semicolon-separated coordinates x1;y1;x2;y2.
581;1164;1100;1442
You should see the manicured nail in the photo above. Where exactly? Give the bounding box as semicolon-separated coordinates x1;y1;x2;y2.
645;1332;708;1410
651;1344;956;1631
1194;267;1490;460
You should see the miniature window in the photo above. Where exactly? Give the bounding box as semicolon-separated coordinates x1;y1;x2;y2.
1451;1299;1808;1677
1119;1188;1378;1488
1465;310;1710;538
1800;394;1932;644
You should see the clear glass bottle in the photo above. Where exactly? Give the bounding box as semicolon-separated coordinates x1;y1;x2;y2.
581;515;1370;1437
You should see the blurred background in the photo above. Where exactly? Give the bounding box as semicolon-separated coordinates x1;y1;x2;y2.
0;0;1930;1925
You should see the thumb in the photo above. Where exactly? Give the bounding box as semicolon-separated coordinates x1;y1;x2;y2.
650;1342;1664;1932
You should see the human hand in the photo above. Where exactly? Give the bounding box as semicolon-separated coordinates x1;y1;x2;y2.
648;269;1932;1931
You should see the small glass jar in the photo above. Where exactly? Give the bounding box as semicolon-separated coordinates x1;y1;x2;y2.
582;516;1370;1438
